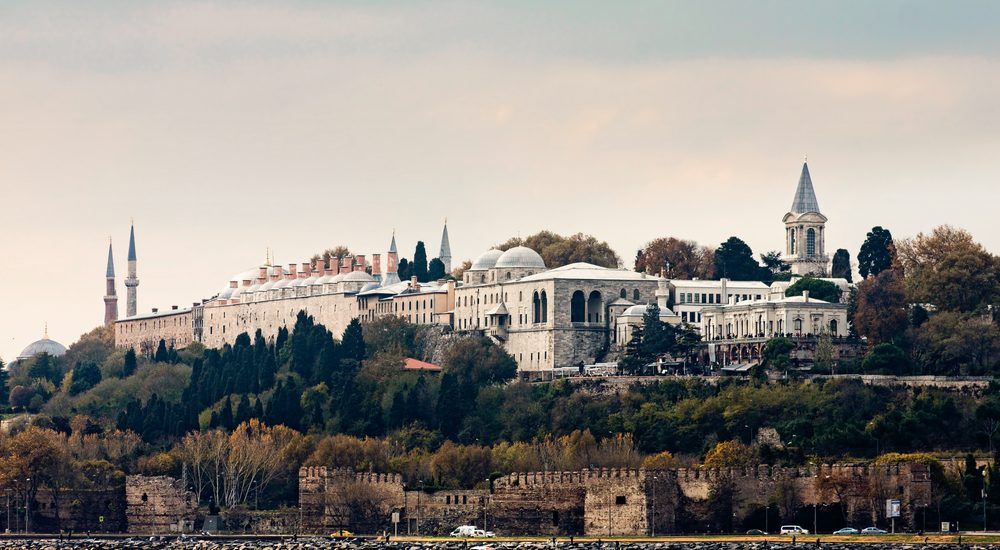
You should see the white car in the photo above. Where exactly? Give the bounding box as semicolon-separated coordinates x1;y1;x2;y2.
450;525;479;537
780;525;809;535
473;529;496;538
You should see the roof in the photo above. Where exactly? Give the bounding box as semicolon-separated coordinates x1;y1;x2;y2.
439;222;451;259
17;337;68;361
106;242;115;278
668;278;770;289
495;246;546;269
790;162;821;214
119;306;192;321
485;303;509;316
470;249;504;270
403;358;442;372
389;232;397;254
620;303;679;317
127;224;136;261
520;263;655;282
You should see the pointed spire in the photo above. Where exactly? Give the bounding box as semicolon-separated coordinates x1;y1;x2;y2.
790;161;821;214
439;220;451;259
43;322;48;340
127;222;137;261
389;230;397;254
106;238;116;278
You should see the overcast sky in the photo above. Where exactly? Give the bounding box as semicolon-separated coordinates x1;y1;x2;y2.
2;1;999;361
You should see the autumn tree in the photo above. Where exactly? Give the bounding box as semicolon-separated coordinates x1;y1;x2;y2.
497;231;621;269
896;225;1000;313
451;260;472;280
853;269;908;345
858;226;894;279
912;311;1000;375
703;440;754;468
634;237;715;278
831;248;853;282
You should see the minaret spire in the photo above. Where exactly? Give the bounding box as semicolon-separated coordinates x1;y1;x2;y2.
438;219;452;275
125;222;139;317
104;237;119;326
383;231;401;286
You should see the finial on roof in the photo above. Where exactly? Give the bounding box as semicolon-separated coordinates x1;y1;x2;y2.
43;322;48;340
804;153;808;163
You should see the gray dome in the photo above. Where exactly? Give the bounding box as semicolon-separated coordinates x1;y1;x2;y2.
360;282;380;292
471;249;504;270
495;246;546;269
18;338;67;361
342;271;375;282
621;304;653;317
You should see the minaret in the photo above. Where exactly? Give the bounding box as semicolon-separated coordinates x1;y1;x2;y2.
125;223;139;317
104;238;118;326
438;219;452;275
382;231;401;286
782;160;829;276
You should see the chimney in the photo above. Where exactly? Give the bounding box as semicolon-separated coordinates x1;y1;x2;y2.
387;249;398;274
410;276;420;290
258;266;268;282
803;290;810;302
354;255;367;272
287;264;297;280
230;280;238;289
172;305;178;310
152;307;158;314
340;257;351;274
721;278;729;305
313;258;325;275
372;254;382;275
300;262;310;278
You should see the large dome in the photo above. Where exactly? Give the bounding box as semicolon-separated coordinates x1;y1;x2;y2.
495;246;546;269
471;249;504;270
18;338;67;361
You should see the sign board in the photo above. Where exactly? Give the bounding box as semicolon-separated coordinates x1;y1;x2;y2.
392;512;400;524
941;521;951;532
886;499;901;518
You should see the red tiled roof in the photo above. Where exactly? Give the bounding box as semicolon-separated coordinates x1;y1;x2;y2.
403;358;443;372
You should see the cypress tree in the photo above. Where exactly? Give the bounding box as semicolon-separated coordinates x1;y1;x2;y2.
154;340;169;362
123;348;137;377
413;241;429;282
341;319;366;362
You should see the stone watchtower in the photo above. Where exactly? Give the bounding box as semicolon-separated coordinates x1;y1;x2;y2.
125;223;139;317
104;239;118;326
782;161;829;276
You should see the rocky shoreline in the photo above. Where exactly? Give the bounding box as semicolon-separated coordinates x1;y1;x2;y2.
0;540;996;550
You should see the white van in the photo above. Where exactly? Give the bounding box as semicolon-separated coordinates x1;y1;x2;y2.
449;525;479;537
780;525;809;535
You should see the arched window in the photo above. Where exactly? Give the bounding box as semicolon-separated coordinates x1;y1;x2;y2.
633;289;641;301
532;291;541;324
778;319;784;334
540;291;548;323
794;318;803;334
480;274;486;283
790;228;797;255
829;319;838;334
506;272;512;280
571;291;585;323
587;291;602;323
619;288;627;299
806;228;816;256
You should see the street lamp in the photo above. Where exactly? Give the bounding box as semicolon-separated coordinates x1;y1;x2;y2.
23;478;30;534
983;469;988;533
650;475;658;537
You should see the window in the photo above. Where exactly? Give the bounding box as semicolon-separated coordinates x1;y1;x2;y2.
794;318;803;333
633;289;640;301
620;288;627;299
571;291;585;322
806;228;816;256
532;292;541;323
615;496;627;505
790;228;797;254
540;291;548;322
829;319;838;334
587;291;602;323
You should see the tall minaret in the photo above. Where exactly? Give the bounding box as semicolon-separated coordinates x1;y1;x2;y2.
382;231;401;286
104;238;118;326
438;219;452;275
125;222;139;317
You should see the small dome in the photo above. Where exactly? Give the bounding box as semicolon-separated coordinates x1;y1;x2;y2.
495;246;545;269
273;279;293;289
342;271;375;282
621;304;653;317
314;275;334;285
471;249;504;270
360;282;380;293
18;338;67;361
217;287;235;300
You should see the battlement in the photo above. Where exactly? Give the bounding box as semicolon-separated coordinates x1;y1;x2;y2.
299;466;403;486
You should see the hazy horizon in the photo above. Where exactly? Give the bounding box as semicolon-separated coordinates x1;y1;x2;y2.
3;1;1000;361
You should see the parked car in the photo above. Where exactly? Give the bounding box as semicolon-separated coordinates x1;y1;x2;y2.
746;529;767;535
780;525;809;535
473;529;496;538
861;527;888;535
329;529;353;538
833;527;859;535
450;525;480;537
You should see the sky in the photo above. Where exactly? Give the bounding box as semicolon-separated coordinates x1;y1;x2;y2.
2;0;999;361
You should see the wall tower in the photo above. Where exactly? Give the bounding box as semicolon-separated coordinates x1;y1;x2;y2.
782;161;829;276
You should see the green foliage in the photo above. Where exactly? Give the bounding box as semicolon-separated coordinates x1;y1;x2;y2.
858;226;894;279
122;348;137;377
68;361;102;396
763;338;795;371
784;276;843;303
862;343;910;375
428;258;446;281
412;241;429;282
831;248;853;282
714;236;770;282
397;258;411;281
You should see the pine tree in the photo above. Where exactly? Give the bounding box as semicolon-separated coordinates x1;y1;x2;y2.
123;348;137;377
397;258;411;280
219;395;234;430
831;248;853;282
413;241;429;282
154;339;169;362
428;258;446;280
342;319;366;362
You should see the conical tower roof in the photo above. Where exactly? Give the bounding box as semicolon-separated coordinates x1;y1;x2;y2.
106;240;115;278
127;224;137;261
790;162;821;214
389;231;397;254
439;221;451;259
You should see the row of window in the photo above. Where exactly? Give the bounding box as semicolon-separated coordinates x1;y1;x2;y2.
678;292;762;305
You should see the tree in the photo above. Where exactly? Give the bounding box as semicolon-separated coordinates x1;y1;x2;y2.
703;440;754;468
831;248;853;282
784;277;843;303
976;398;1000;456
412;241;429;282
122;348;137;377
312;245;351;267
397;258;411;281
862;343;909;375
896;225;999;313
68;362;102;396
498;231;621;269
912;312;1000;375
858;226;894;279
714;237;769;281
815;333;835;373
341;319;366;362
641;451;679;470
634;237;715;278
428;258;446;281
451;260;472;280
763;338;795;371
760;250;789;274
853;269;908;345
